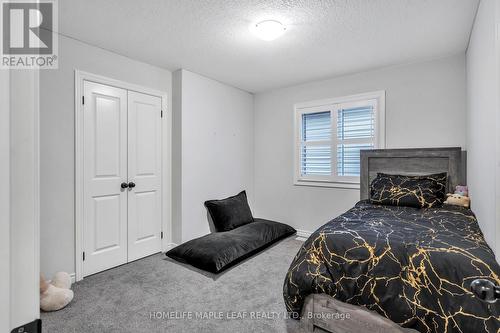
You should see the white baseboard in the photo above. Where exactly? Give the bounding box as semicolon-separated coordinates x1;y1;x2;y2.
48;272;76;285
162;243;177;252
296;229;312;241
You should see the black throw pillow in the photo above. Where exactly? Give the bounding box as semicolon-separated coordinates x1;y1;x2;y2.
370;172;447;208
204;191;254;232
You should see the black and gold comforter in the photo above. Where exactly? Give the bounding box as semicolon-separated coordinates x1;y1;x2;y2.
283;201;500;333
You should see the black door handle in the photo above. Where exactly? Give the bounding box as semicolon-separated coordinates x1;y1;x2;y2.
120;182;129;189
128;182;136;188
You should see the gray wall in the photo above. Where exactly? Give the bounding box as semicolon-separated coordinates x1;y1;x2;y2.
172;70;254;243
40;35;172;278
466;0;500;257
253;54;467;234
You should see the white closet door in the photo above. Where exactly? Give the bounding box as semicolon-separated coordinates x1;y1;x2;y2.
127;91;162;261
83;81;128;276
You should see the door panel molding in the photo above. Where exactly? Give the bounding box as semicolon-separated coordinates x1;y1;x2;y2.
82;81;128;277
75;70;169;281
127;91;162;262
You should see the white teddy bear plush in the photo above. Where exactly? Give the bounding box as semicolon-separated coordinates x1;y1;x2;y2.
40;272;74;311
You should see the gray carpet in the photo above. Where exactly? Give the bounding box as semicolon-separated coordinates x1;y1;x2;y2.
41;237;304;333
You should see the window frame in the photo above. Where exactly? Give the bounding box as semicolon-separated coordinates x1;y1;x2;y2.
293;91;386;189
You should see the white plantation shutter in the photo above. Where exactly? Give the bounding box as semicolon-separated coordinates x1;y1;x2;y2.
336;143;373;176
336;105;375;176
295;92;384;186
301;111;331;176
337;105;374;140
301;146;331;176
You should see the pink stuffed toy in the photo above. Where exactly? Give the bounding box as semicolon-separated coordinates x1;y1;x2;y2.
444;185;470;208
454;185;468;196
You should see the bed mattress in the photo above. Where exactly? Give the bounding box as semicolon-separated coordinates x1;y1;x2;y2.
283;200;500;333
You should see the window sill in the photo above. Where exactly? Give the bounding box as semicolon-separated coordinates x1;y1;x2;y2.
294;179;360;189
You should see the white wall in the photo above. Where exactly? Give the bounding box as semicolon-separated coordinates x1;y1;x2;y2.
172;70;183;243
173;70;254;243
0;69;10;332
497;0;500;260
40;35;172;279
253;55;467;234
466;0;500;257
10;70;40;329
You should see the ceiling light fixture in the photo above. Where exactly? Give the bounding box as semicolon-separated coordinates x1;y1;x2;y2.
252;20;286;41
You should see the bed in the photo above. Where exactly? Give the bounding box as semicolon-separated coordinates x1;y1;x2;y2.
283;147;500;333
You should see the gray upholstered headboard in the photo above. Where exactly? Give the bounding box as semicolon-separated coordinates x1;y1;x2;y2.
360;147;466;200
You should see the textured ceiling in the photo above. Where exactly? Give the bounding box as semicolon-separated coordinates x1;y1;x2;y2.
58;0;479;93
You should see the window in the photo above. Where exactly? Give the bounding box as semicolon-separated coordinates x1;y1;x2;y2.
294;91;385;188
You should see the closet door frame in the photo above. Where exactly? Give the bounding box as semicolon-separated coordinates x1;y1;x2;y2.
74;70;171;282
